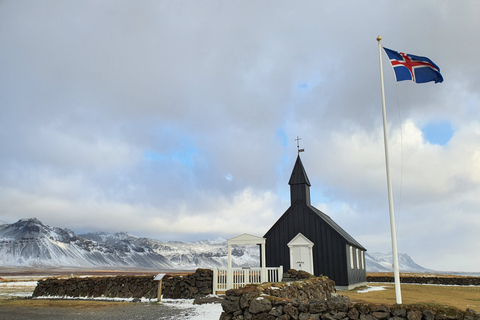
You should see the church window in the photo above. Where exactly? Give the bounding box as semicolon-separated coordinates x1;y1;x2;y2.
349;246;354;269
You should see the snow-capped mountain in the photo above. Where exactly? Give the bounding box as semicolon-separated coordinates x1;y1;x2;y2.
0;218;258;270
0;218;173;269
365;252;434;273
1;218;430;273
79;231;260;269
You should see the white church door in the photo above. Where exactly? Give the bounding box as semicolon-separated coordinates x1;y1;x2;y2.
287;233;314;274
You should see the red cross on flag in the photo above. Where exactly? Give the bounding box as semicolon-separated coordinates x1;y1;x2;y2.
383;47;443;84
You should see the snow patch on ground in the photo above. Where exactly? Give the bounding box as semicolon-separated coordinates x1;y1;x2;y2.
161;299;223;320
0;281;38;287
356;285;387;293
0;280;38;298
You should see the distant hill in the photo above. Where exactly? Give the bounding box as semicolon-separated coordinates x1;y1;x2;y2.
365;252;434;273
1;218;432;273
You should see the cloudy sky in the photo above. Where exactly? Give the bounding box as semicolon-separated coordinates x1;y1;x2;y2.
1;1;479;273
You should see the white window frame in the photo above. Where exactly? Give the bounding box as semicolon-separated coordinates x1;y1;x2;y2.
361;251;365;269
349;246;354;269
356;248;360;269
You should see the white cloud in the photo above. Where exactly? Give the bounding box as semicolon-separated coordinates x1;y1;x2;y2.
1;0;479;272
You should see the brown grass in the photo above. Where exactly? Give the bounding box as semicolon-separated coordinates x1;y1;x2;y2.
338;283;480;311
0;298;131;308
0;268;194;278
367;272;478;279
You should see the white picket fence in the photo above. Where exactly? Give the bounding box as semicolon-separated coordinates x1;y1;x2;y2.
213;266;283;294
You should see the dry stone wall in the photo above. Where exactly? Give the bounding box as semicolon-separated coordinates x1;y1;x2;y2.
281;269;315;282
33;275;157;299
163;268;213;299
219;277;480;320
32;268;213;300
367;275;480;286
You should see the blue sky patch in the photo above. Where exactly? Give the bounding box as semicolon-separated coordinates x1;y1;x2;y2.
298;83;309;90
143;138;199;168
276;128;288;147
143;149;164;162
421;121;454;146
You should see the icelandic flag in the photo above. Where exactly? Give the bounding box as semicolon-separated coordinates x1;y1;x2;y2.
383;47;443;84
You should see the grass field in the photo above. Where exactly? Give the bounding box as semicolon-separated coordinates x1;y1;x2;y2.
338;283;480;311
0;298;130;308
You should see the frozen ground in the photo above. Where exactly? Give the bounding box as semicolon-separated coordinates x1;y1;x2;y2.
356;285;387;293
163;299;223;320
0;279;38;298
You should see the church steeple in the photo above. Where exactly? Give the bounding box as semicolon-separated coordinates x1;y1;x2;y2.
288;155;311;205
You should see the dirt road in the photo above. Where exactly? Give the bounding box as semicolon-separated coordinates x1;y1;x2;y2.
0;301;199;320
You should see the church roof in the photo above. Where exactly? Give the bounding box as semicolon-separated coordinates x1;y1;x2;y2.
307;204;366;250
264;199;366;251
269;153;366;251
288;155;311;186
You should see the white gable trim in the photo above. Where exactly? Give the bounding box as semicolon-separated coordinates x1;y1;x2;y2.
287;233;314;275
287;233;314;248
226;233;266;289
227;233;266;245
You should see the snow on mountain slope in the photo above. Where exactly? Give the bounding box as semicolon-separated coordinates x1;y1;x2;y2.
0;218;173;269
365;252;434;273
1;218;431;273
80;232;261;269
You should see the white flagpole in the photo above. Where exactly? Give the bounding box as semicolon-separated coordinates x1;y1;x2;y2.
377;36;402;304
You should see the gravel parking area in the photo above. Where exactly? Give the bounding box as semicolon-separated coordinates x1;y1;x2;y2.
0;301;205;320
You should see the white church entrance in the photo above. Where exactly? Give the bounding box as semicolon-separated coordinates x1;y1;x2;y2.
287;233;314;274
212;233;283;294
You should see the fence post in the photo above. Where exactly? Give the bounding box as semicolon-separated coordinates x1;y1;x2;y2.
213;268;218;295
154;273;166;302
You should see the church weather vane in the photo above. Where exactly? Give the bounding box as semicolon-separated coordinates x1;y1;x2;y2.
295;136;305;154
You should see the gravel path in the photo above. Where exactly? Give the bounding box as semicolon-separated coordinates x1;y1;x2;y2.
0;300;220;320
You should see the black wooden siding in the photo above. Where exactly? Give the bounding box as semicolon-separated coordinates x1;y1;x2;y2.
346;244;367;285
264;201;349;286
264;202;367;287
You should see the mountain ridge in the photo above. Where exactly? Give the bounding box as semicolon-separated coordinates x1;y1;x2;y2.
1;218;432;273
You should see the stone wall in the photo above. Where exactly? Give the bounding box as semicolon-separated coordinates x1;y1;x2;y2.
281;269;315;282
32;268;213;300
367;275;480;286
32;275;158;299
163;268;213;299
219;277;480;320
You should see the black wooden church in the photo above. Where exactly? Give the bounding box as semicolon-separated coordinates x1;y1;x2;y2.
264;155;367;289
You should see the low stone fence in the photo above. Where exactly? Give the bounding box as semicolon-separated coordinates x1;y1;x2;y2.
163;268;213;299
367;275;480;286
281;269;315;282
32;268;213;300
33;275;157;299
219;276;480;320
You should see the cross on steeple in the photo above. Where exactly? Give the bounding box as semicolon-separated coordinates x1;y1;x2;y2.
295;136;305;154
